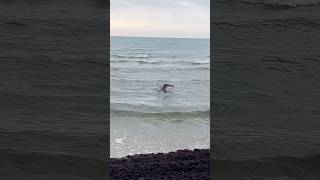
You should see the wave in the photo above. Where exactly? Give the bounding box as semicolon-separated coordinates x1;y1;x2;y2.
4;21;28;26
213;17;320;30
0;148;107;180
111;109;210;122
232;0;320;8
111;65;210;72
110;78;210;84
213;154;320;180
111;54;150;59
111;59;209;65
136;60;161;64
111;59;159;64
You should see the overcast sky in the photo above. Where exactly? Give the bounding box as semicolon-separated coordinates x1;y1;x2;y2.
111;0;210;38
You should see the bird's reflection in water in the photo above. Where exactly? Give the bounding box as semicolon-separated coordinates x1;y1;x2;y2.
157;90;175;109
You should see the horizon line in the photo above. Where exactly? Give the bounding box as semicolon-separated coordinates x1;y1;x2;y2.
111;35;210;40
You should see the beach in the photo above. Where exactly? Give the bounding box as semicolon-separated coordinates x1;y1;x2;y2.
110;149;210;180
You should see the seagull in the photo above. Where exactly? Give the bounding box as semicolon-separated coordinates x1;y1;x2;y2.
158;83;174;92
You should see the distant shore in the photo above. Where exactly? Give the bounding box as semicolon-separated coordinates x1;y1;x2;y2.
110;149;210;180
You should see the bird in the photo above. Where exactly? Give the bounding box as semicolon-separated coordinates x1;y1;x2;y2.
158;83;174;92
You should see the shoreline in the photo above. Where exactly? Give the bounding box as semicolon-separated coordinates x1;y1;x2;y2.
110;149;210;180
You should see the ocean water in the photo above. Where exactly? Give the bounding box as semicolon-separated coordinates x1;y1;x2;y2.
213;0;320;179
0;0;108;179
110;36;210;158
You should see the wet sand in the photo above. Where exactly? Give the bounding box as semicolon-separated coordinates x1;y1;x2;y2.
110;149;210;180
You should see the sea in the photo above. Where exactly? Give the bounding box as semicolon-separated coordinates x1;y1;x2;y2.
0;0;108;179
213;0;320;179
110;36;210;158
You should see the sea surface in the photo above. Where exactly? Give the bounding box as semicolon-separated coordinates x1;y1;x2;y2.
110;36;210;158
0;0;108;179
213;0;320;179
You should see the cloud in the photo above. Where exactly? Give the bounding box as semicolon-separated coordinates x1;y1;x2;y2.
111;0;209;38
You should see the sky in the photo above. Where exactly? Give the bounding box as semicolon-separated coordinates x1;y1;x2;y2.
111;0;210;39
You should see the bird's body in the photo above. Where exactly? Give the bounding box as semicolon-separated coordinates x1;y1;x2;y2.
159;83;174;92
